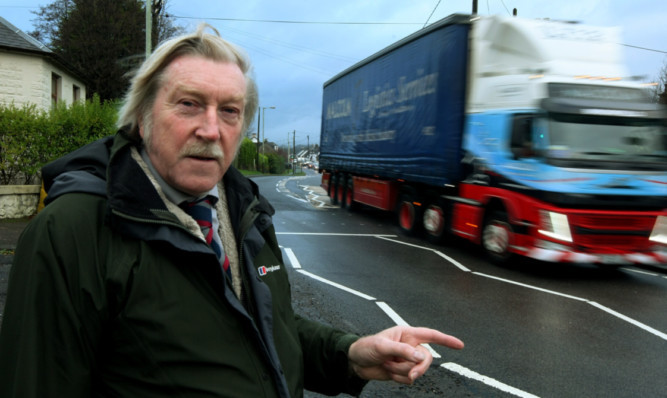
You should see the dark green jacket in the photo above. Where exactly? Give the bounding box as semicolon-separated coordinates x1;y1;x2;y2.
0;132;366;397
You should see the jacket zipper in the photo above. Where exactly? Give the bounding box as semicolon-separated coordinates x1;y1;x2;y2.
237;197;261;313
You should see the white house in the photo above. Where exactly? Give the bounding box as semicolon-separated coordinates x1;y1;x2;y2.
0;16;87;111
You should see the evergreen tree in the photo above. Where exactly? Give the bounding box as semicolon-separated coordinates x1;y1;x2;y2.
29;0;183;101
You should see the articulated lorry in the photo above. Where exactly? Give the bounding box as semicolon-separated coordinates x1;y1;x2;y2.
319;13;667;265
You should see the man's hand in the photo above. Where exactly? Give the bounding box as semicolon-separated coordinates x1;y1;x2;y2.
348;326;464;384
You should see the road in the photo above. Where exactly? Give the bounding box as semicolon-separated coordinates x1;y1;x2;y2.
259;169;667;398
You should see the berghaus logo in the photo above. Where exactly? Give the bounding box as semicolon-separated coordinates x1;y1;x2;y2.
258;265;281;276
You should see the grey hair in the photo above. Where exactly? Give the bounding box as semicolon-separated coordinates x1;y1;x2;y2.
117;24;258;138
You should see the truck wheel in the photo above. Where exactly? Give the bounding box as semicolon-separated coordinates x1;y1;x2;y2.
330;174;339;205
423;200;447;243
338;174;348;208
343;178;356;211
325;173;333;199
397;194;422;236
482;210;514;263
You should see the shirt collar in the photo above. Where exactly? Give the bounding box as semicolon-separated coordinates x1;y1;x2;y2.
140;148;219;205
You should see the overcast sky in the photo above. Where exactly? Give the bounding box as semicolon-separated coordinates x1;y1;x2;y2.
1;0;666;147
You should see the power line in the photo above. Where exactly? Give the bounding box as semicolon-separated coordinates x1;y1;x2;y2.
168;15;422;25
423;0;442;28
215;24;358;63
168;14;666;56
621;43;667;54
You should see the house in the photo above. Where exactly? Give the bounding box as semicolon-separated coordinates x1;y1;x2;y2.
0;16;86;111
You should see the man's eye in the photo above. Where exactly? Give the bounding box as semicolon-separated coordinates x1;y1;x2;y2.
221;107;241;118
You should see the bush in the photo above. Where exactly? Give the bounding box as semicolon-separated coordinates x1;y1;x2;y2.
0;95;117;184
236;137;257;170
267;153;286;174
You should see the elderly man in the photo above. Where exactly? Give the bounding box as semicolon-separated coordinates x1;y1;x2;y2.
0;25;463;397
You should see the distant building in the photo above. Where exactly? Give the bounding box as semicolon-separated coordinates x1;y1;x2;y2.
0;16;87;111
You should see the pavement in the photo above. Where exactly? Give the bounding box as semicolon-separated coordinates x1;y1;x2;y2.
0;217;31;264
0;217;31;328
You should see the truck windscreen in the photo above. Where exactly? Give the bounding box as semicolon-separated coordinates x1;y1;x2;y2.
539;112;667;171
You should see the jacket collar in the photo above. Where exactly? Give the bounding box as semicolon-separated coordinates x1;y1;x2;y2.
107;130;274;232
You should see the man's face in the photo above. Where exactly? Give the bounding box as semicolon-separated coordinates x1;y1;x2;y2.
140;55;247;196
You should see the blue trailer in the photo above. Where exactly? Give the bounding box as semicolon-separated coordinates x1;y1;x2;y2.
320;14;667;265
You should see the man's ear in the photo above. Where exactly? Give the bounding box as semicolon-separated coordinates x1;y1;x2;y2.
138;117;145;139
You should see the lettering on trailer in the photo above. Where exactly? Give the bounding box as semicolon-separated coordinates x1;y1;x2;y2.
362;71;439;118
326;98;352;120
324;70;439;120
341;130;396;143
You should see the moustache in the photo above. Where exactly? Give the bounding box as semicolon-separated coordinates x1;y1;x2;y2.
181;142;224;160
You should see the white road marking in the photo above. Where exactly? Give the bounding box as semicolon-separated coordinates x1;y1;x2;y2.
284;248;301;269
441;363;540;398
588;301;667;341
277;232;396;237
276;178;335;208
474;272;667;342
277;208;665;395
621;267;658;277
376;301;440;359
376;236;471;272
286;244;535;396
473;273;588;302
296;269;376;301
286;233;667;342
434;250;472;272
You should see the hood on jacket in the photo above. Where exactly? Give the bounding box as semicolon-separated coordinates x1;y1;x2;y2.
41;136;115;205
40;131;275;221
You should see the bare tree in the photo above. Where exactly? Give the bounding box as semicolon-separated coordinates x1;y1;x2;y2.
656;61;667;104
28;0;73;47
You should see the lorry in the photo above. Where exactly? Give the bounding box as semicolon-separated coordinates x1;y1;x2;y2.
319;13;667;265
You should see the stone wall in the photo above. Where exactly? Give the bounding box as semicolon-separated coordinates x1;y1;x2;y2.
0;185;40;219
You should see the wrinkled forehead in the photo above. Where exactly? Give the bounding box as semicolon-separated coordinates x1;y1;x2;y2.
162;55;247;87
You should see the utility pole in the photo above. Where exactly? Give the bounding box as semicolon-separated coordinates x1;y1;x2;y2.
472;0;478;15
292;130;296;175
256;110;261;171
261;106;276;157
145;0;152;58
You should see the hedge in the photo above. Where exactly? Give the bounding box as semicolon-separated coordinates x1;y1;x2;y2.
0;98;288;185
0;95;117;184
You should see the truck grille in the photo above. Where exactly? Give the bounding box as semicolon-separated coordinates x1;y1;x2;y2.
573;215;653;231
569;214;655;252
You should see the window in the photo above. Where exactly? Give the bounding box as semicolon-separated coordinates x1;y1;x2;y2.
73;85;81;102
51;73;61;106
510;114;535;159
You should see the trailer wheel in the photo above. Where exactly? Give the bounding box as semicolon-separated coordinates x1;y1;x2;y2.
482;210;514;263
397;194;422;236
337;174;347;208
325;173;333;199
343;177;356;211
330;174;339;205
423;200;447;243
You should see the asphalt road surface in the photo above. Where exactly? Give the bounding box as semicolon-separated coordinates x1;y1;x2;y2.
262;169;667;398
0;170;664;397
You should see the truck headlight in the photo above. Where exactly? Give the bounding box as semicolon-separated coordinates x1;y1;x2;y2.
538;211;573;242
649;216;667;245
